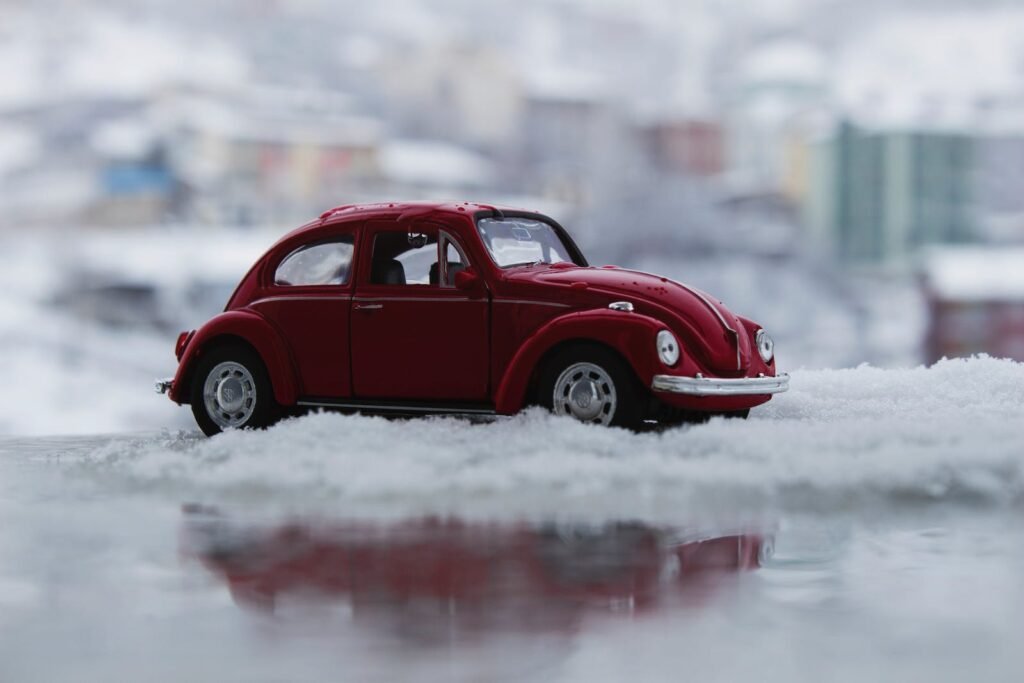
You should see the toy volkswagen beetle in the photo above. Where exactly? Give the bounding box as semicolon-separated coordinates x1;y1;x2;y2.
157;202;789;436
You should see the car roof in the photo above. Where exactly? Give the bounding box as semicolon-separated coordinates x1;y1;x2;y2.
273;201;541;250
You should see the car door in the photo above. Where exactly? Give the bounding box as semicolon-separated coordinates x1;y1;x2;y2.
248;228;357;398
350;221;489;401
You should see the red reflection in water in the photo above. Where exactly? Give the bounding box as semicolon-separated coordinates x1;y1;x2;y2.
180;508;769;638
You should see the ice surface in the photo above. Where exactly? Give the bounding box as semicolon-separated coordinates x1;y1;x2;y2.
71;356;1024;518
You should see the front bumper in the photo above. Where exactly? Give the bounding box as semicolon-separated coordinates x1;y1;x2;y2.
651;373;789;397
155;378;174;395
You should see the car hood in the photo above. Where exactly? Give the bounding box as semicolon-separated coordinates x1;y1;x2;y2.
513;265;752;373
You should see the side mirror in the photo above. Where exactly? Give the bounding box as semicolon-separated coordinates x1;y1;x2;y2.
454;267;483;294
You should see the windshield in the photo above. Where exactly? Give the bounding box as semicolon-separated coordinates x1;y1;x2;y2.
476;217;578;268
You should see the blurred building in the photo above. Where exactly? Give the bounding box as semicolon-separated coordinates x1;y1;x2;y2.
375;43;524;150
636;118;725;177
922;247;1024;362
723;39;828;200
0;94;180;228
973;131;1024;243
164;86;382;226
519;70;628;210
807;122;975;266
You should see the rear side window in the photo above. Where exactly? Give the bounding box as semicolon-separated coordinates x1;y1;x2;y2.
274;238;354;286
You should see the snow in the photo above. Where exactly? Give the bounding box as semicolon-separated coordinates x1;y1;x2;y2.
923;246;1024;302
173;95;383;148
67;228;278;290
0;230;276;437
3;358;1024;681
69;356;1024;519
836;10;1024;130
739;39;827;88
0;124;40;175
378;140;495;188
0;10;247;110
524;67;609;104
89;120;159;161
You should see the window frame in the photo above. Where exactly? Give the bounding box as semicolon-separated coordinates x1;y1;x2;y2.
439;230;471;288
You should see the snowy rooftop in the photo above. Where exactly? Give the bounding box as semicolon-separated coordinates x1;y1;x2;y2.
379;140;495;188
68;228;280;289
740;39;827;88
523;67;609;104
923;246;1024;302
168;95;383;148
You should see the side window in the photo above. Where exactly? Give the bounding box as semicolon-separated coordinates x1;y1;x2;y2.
370;231;438;286
274;238;354;286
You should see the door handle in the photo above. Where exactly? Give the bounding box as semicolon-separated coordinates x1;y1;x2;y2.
354;303;384;311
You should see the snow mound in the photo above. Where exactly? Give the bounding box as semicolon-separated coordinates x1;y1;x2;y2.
75;357;1024;517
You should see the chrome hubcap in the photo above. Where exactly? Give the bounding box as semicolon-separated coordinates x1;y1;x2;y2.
553;362;617;425
203;362;257;429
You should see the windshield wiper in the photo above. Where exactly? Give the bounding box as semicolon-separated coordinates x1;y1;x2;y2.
503;259;547;269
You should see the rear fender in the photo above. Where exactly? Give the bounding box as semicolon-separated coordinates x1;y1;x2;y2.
493;310;665;414
169;310;300;406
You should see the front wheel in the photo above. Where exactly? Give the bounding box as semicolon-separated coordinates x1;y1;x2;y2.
190;346;279;436
537;346;643;428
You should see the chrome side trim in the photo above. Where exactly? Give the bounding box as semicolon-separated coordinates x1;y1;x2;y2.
493;299;571;308
297;400;495;415
155;378;174;394
250;295;353;306
651;373;789;397
352;296;480;303
608;301;634;312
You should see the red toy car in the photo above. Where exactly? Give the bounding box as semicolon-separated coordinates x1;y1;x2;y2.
157;202;788;435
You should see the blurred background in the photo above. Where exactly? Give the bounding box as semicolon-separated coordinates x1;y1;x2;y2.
2;0;1023;435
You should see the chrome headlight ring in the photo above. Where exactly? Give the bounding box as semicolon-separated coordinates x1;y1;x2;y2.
656;330;680;367
755;329;775;363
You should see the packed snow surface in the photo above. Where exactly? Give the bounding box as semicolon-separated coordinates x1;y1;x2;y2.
73;356;1024;517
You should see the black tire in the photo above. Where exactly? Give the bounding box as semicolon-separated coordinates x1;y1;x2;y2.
189;345;279;437
536;344;644;429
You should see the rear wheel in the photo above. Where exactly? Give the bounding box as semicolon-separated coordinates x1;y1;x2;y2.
537;345;643;428
190;346;279;436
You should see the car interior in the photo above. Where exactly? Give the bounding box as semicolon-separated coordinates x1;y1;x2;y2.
370;231;466;287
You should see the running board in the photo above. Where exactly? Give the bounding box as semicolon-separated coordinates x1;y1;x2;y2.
296;398;496;416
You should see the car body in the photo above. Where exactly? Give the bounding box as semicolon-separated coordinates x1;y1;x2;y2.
158;202;788;435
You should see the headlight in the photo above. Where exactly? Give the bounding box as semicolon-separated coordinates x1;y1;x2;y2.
656;330;680;366
755;329;774;363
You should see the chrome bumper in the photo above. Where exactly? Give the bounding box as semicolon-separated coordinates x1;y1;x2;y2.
651;373;790;397
155;378;174;395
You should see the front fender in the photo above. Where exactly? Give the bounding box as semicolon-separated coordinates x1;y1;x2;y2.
169;310;300;406
493;310;665;414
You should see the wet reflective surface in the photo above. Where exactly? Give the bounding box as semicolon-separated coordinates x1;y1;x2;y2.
2;435;1024;682
180;509;768;638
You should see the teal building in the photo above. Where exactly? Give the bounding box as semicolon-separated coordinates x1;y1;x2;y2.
806;122;975;265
